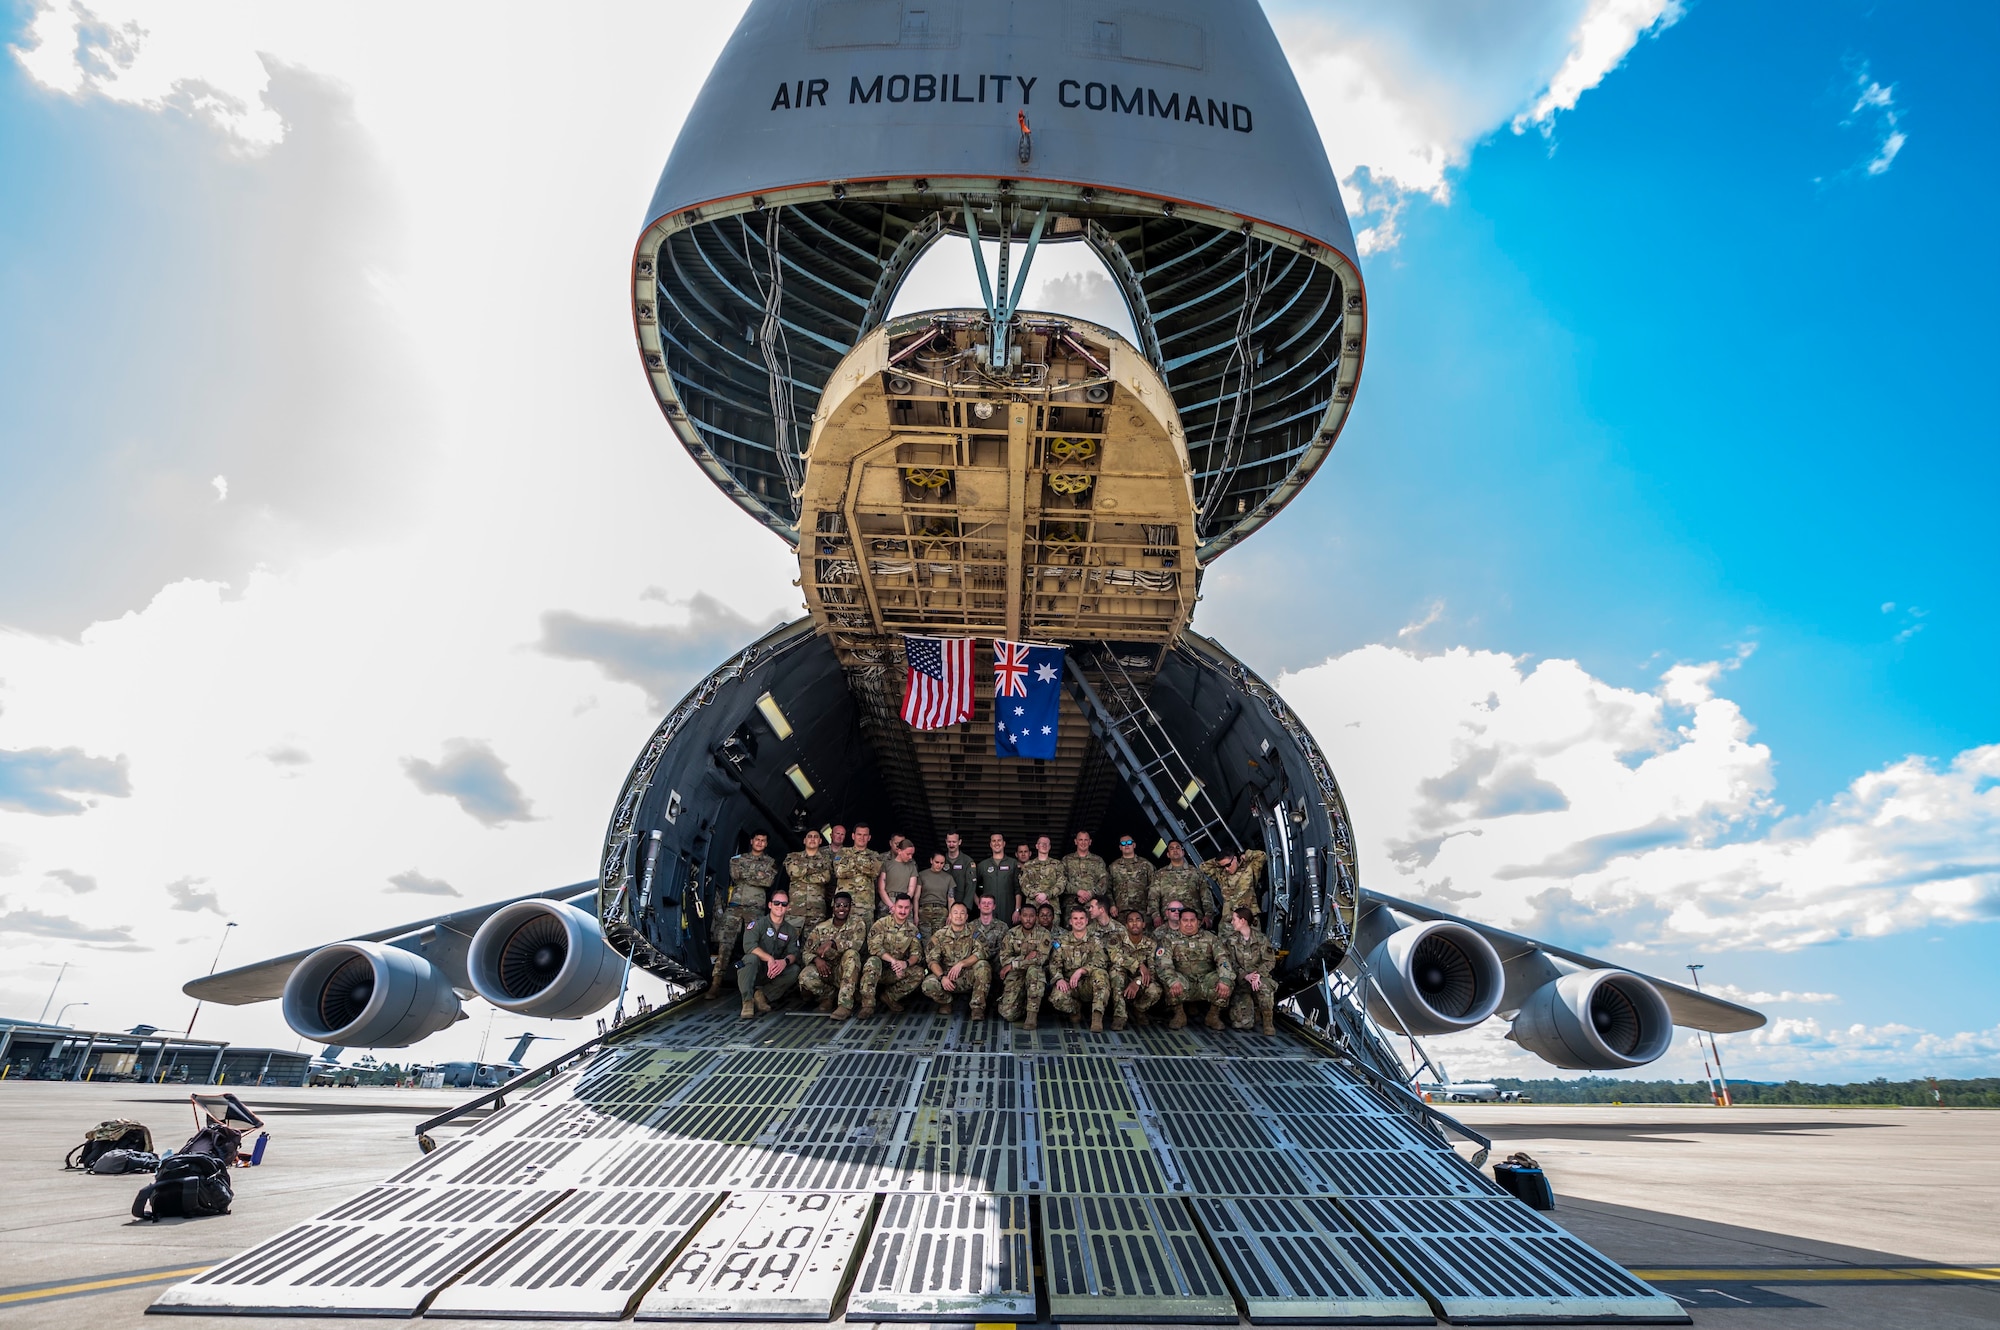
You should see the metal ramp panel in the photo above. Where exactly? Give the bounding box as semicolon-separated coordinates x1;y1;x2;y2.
846;1191;1035;1320
1341;1195;1686;1323
427;1188;723;1320
1191;1195;1433;1324
149;1179;560;1316
633;1190;873;1320
1041;1193;1237;1323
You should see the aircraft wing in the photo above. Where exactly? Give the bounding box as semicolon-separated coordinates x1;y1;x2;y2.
184;880;600;1004
1362;891;1766;1034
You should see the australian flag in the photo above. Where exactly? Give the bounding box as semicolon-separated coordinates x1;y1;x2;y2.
993;639;1064;760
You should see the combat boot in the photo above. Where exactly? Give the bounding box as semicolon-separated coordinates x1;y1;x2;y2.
707;967;729;999
739;1000;756;1020
753;990;771;1014
831;1005;852;1020
1110;1014;1127;1032
1260;1014;1276;1036
817;997;834;1013
1024;1004;1039;1031
884;997;905;1014
1167;1004;1187;1030
970;1001;986;1021
1204;1006;1225;1031
857;997;875;1019
936;999;954;1016
1090;1012;1104;1033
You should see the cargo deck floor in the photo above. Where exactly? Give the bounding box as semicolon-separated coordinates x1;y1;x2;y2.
151;1000;1686;1324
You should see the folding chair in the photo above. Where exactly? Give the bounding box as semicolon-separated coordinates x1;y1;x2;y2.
190;1091;268;1166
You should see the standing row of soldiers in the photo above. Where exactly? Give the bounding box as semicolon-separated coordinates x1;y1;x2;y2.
711;826;1280;1035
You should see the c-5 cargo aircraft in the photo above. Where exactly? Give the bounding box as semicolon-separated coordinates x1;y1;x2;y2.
165;3;1759;1322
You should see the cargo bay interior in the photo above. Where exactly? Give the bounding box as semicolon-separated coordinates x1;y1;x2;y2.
611;181;1370;995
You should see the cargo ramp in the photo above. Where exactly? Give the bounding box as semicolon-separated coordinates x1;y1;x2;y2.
153;999;1686;1325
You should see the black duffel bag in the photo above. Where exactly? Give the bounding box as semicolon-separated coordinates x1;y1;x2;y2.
132;1153;233;1221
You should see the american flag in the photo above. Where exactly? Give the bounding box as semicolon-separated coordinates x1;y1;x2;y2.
900;635;975;729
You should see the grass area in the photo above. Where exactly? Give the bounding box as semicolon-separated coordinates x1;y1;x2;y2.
1489;1076;2000;1107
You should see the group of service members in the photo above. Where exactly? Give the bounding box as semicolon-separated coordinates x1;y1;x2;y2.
710;825;1280;1035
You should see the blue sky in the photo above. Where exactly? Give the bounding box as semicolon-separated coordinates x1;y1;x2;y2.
0;0;1993;1079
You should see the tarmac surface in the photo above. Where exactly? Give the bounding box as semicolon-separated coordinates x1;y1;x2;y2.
1;1080;1994;1328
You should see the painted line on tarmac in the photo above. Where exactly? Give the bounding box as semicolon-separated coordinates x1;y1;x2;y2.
1633;1266;2000;1284
0;1265;212;1306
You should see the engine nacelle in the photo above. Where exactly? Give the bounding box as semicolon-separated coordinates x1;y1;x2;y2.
1510;970;1675;1070
467;900;622;1019
281;941;463;1047
1364;920;1505;1036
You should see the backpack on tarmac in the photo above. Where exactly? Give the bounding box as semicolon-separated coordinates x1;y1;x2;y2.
65;1119;154;1171
132;1153;233;1221
177;1122;245;1166
89;1148;160;1175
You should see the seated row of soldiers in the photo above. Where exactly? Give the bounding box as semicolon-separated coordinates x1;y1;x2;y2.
723;884;1282;1036
708;824;1269;997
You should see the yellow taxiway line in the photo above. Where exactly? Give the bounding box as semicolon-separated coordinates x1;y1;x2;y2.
1632;1266;2000;1283
0;1265;211;1306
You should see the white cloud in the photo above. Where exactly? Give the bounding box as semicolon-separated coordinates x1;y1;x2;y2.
1398;599;1444;639
402;739;536;829
1744;1016;2000;1073
1848;68;1906;176
1512;0;1683;133
386;869;459;898
1271;0;1683;251
46;867;98;894
12;0;286;149
1281;645;2000;955
165;875;223;914
1705;984;1839;1006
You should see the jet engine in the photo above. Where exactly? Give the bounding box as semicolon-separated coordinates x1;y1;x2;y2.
1363;920;1505;1037
280;941;462;1047
467;900;622;1019
1510;969;1675;1069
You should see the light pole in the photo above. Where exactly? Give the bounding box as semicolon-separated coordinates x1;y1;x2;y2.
185;921;237;1038
56;1001;89;1027
1686;964;1733;1107
37;961;71;1024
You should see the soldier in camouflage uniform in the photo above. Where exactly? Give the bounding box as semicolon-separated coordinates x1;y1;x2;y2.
1061;831;1109;921
1019;835;1066;921
858;895;926;1017
1106;911;1162;1030
1156;910;1236;1031
798;893;868;1018
1085;898;1122;950
782;829;835;934
1219;907;1279;1035
835;824;885;927
1203;849;1270;926
1152;900;1187;951
921;902;991;1017
996;909;1053;1029
1047;906;1112;1032
1150;839;1212;927
915;852;958;937
1109;835;1155;921
972;893;1010;983
709;833;776;996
